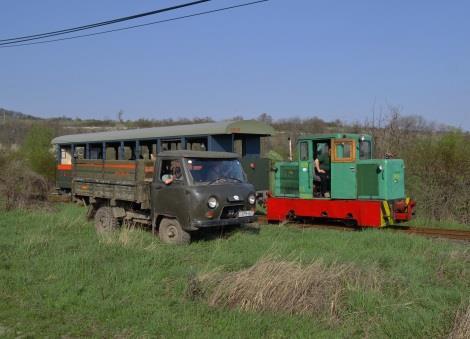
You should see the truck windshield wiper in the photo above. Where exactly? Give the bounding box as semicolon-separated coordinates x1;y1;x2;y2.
208;177;242;184
223;176;242;183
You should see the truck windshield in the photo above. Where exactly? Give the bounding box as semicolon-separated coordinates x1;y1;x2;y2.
185;158;246;185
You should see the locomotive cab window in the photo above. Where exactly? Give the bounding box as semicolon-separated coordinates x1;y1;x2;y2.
332;139;355;162
359;140;371;160
300;142;309;161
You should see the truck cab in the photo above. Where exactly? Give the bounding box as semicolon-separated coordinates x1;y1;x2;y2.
151;151;257;243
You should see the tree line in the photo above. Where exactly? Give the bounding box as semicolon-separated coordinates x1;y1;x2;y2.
0;108;468;225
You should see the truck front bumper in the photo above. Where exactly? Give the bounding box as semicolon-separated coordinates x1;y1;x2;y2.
190;216;257;228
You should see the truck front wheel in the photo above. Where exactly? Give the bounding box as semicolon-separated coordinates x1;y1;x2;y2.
159;218;190;245
94;206;119;233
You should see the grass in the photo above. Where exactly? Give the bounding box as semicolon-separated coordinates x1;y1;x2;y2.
0;204;469;338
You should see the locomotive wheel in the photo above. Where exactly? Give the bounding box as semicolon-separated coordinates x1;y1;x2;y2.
159;218;190;245
94;206;119;233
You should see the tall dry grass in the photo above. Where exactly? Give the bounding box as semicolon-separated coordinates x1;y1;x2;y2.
449;301;470;339
189;256;382;321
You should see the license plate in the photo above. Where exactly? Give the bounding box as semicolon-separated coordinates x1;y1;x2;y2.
238;210;255;218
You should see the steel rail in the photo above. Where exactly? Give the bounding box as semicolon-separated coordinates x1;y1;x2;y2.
388;226;470;241
257;215;470;242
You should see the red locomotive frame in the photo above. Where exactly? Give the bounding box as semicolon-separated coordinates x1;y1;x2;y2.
266;196;415;227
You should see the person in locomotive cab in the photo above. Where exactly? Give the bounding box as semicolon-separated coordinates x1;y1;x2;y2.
314;143;331;198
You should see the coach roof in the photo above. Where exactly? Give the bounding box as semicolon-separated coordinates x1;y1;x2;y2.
158;150;240;159
51;120;275;145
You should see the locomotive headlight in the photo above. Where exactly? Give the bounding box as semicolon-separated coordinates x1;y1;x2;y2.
207;197;218;209
378;165;383;172
248;194;256;205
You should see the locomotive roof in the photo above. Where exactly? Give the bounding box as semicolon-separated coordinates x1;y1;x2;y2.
297;133;372;141
52;120;275;145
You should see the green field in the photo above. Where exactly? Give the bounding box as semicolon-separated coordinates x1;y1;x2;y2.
0;204;468;338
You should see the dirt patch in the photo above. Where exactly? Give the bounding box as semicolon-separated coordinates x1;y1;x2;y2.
188;256;382;321
449;301;470;339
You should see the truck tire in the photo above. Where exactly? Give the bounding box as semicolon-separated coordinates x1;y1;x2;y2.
94;206;119;233
159;218;190;245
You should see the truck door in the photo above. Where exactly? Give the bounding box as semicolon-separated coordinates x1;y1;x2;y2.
151;158;189;224
331;139;357;199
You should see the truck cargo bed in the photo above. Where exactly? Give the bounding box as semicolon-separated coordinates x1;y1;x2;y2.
72;159;154;209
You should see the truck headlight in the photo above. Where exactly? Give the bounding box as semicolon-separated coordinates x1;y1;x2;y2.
248;194;256;205
207;197;218;209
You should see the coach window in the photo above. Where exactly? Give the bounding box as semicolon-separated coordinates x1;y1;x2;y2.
233;138;243;156
89;143;103;160
161;140;180;151
105;142;120;160
186;137;207;151
152;143;157;159
74;145;86;160
60;146;72;164
139;142;151;159
123;141;138;160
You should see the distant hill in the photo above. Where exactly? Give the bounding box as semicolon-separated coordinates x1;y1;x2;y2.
0;107;42;121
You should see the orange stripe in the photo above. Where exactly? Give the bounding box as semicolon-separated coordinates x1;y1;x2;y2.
77;163;136;169
104;163;136;169
57;164;72;171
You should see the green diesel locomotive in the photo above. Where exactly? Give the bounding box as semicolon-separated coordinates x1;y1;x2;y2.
266;133;415;227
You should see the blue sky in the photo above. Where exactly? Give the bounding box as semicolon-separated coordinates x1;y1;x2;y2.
1;0;469;129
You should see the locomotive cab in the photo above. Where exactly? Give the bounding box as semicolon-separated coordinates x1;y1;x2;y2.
275;134;375;200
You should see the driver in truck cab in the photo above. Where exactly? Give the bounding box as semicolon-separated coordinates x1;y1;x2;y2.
161;160;182;184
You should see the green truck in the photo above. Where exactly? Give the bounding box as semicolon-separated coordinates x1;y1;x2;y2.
73;150;257;244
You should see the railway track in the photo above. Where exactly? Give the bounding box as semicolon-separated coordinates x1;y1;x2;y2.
388;226;470;241
256;216;470;242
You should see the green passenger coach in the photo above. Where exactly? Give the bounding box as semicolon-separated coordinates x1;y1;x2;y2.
52;120;275;194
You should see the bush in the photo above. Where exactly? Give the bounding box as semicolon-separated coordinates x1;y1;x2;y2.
0;155;49;211
402;131;470;224
21;124;56;181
